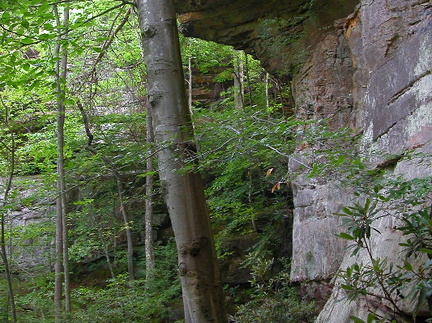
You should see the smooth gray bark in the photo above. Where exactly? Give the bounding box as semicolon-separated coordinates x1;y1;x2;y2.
136;0;227;321
53;8;63;315
54;2;71;317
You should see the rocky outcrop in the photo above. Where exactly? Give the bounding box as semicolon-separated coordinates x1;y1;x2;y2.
176;0;432;321
313;1;432;321
176;0;359;78
2;177;54;271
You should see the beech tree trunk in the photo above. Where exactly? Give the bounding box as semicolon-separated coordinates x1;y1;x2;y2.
54;2;71;317
136;0;227;321
53;7;63;316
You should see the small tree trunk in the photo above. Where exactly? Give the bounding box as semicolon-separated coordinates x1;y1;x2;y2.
54;2;71;316
0;104;17;322
98;230;115;279
188;56;193;113
145;107;155;281
53;10;63;317
244;52;253;106
115;177;135;281
233;50;244;110
265;72;270;112
0;217;17;323
136;0;227;321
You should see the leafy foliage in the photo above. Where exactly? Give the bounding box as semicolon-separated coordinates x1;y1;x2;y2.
12;241;181;323
234;255;317;323
191;107;299;259
335;179;432;322
180;36;233;75
71;241;182;323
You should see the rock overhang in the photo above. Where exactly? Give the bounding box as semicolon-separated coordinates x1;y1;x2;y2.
175;0;360;78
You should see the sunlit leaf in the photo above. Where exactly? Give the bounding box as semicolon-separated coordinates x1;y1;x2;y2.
271;182;280;193
265;167;274;177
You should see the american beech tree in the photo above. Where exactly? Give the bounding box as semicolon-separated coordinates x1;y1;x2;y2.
136;0;228;321
53;2;71;317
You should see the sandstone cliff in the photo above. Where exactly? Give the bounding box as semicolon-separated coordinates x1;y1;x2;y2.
176;0;432;320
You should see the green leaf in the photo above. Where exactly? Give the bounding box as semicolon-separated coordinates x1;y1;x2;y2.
364;198;371;212
341;284;354;291
341;206;353;215
21;19;30;29
402;260;413;271
21;37;35;45
372;259;381;272
43;23;54;31
1;11;10;23
367;313;378;323
419;248;432;255
39;33;56;41
336;232;355;240
349;316;366;323
65;98;75;105
73;199;94;206
352;228;363;239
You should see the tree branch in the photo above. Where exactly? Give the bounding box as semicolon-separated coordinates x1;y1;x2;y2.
91;7;132;73
77;101;93;147
74;7;132;93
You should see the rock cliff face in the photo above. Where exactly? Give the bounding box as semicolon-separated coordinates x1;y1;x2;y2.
176;0;359;78
176;0;432;321
290;0;431;318
3;177;54;271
